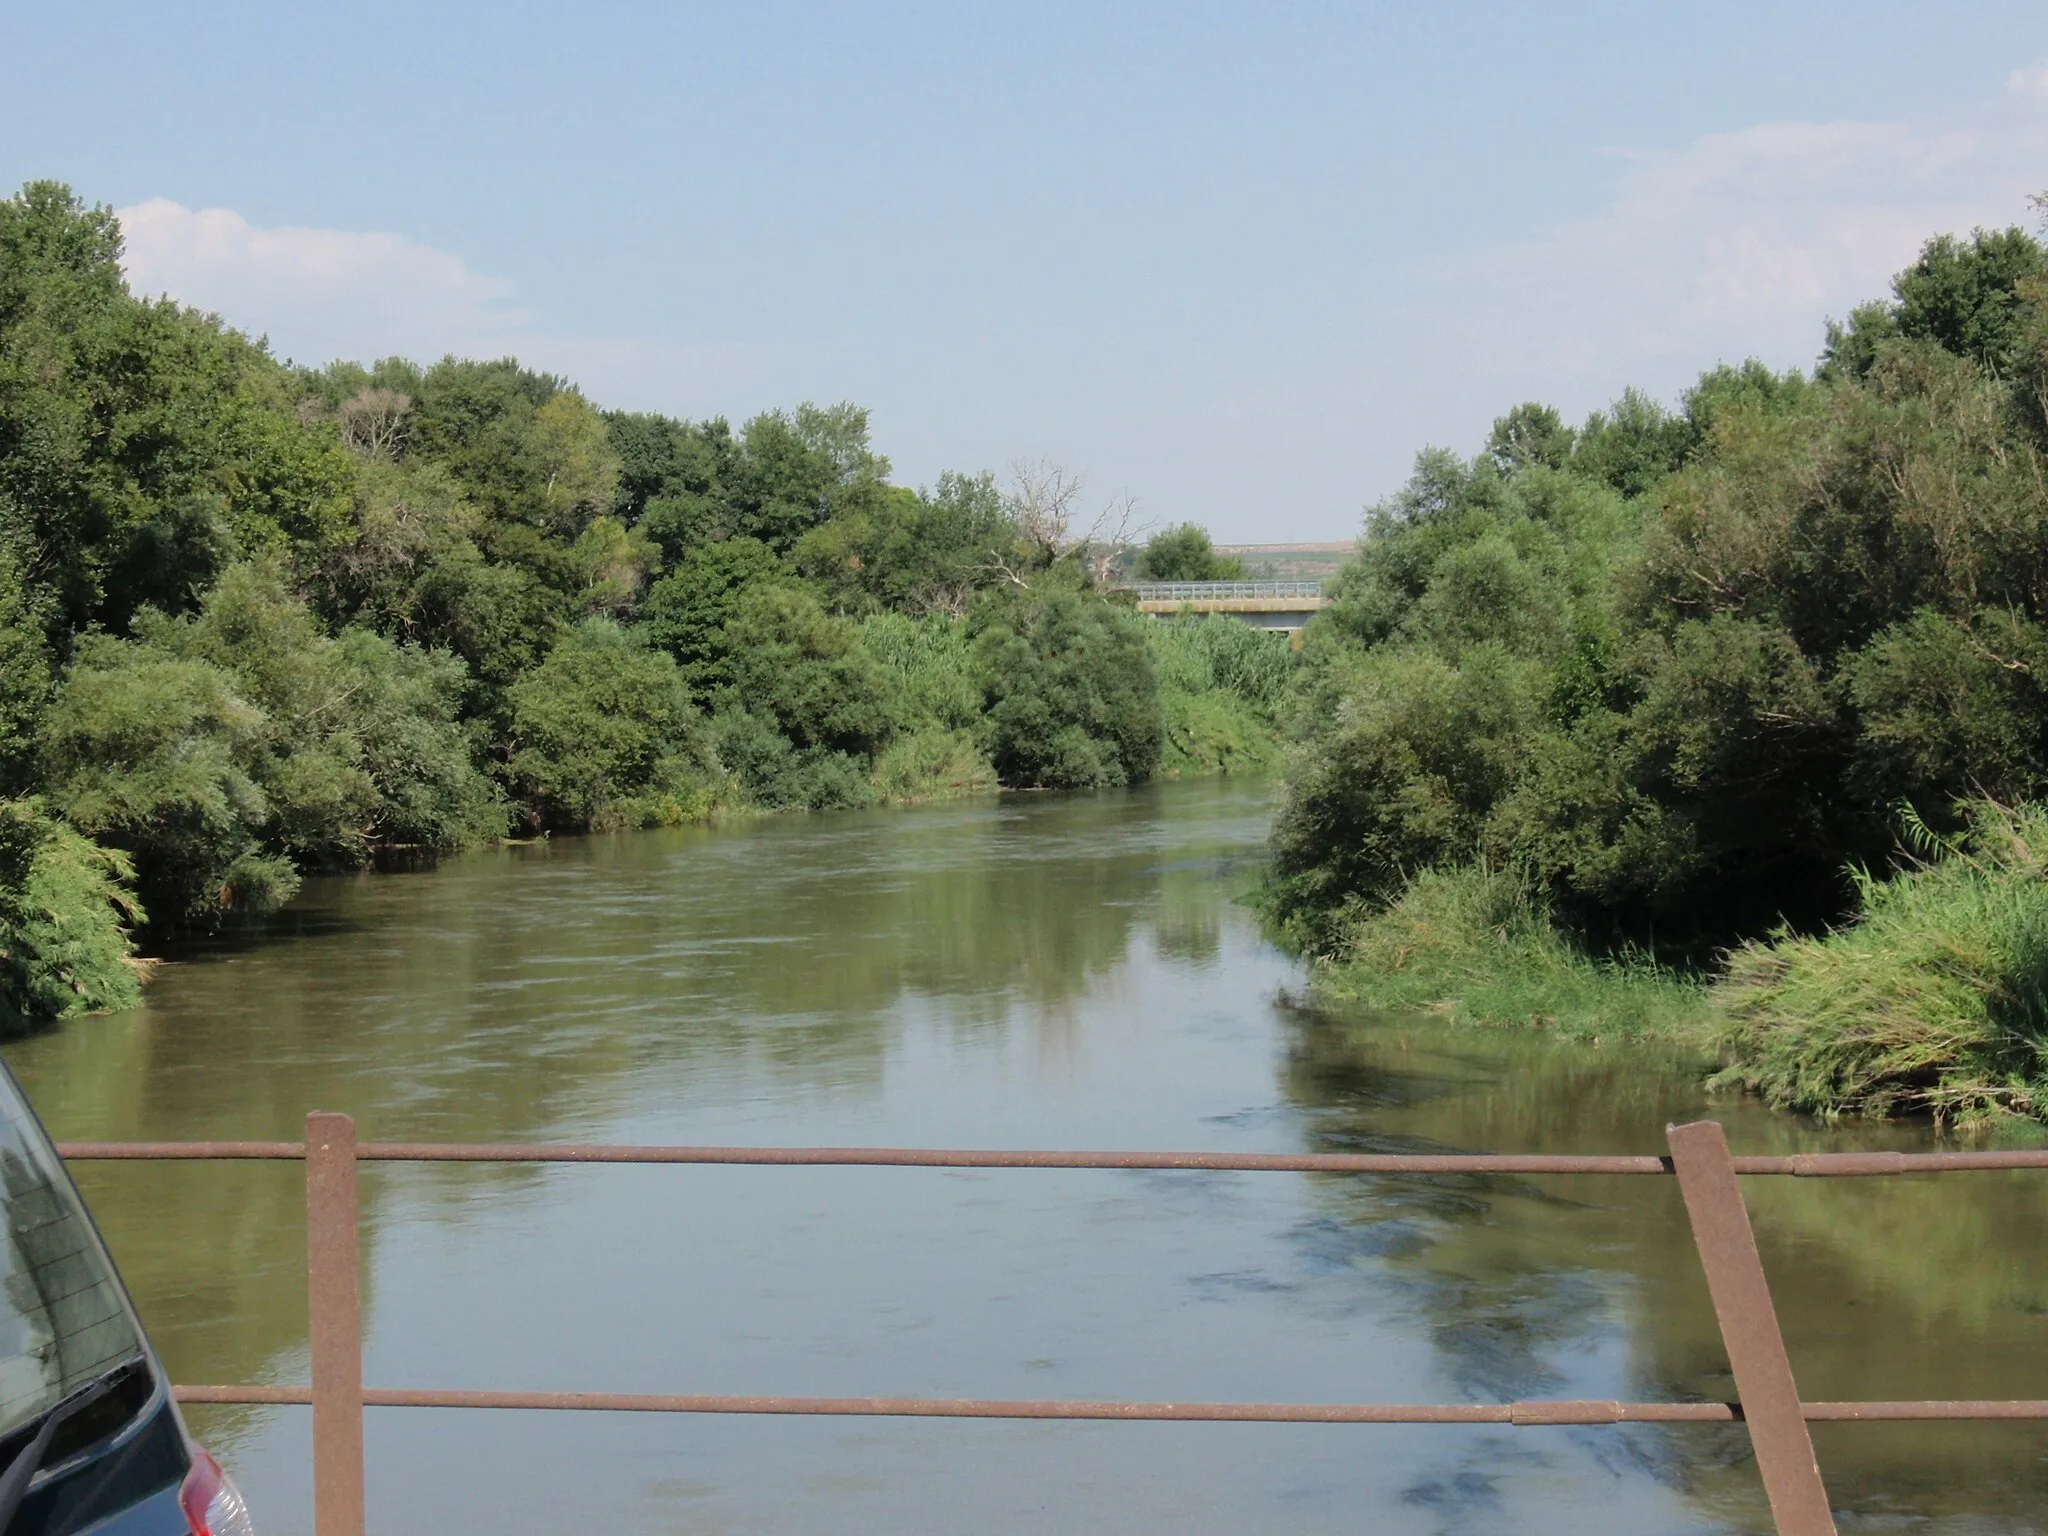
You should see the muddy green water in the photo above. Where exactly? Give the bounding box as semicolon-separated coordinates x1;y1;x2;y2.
5;778;2047;1534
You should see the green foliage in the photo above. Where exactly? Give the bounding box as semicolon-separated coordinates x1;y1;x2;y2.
0;797;141;1033
1;182;354;635
1135;523;1243;581
0;542;51;793
1713;801;2048;1127
640;536;783;694
503;619;718;831
1266;645;1544;950
42;561;500;922
1280;220;2048;966
1485;403;1575;474
870;728;998;804
722;586;902;758
856;613;982;732
1309;863;1712;1040
704;705;874;811
794;471;1016;616
970;583;1163;790
1148;617;1292;777
1268;201;2048;1124
1825;226;2048;379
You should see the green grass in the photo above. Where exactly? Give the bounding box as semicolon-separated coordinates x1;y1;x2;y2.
1710;802;2048;1129
1306;863;1715;1044
1303;802;2048;1131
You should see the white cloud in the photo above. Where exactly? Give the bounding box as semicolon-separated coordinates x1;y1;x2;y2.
1412;70;2048;405
114;199;811;414
117;198;534;361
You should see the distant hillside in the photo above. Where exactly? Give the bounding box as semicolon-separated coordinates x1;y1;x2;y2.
1213;541;1356;581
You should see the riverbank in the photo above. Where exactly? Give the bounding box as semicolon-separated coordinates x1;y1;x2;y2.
1303;802;2048;1133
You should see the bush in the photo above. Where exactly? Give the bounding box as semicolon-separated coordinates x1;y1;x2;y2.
0;798;142;1032
971;584;1163;789
503;619;719;830
1148;616;1293;777
1135;524;1243;581
722;586;903;758
705;706;874;811
1712;802;2048;1128
1263;645;1543;951
639;537;783;694
42;561;502;923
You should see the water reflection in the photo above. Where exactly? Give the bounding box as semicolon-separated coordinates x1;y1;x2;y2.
1284;1013;2048;1532
0;779;2042;1533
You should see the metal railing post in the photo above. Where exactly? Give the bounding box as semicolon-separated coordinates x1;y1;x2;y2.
306;1112;366;1536
1668;1120;1836;1536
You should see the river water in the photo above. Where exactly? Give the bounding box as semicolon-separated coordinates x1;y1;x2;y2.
5;777;2046;1534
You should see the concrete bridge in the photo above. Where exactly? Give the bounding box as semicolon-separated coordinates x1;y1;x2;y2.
1125;580;1329;638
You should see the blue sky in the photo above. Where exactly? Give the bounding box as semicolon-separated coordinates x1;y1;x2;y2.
7;2;2048;541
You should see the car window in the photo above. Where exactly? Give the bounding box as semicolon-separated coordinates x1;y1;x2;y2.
0;1074;141;1439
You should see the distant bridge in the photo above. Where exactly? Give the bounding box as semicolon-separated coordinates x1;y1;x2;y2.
1124;580;1329;638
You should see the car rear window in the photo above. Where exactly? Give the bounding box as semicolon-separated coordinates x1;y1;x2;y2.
0;1073;142;1439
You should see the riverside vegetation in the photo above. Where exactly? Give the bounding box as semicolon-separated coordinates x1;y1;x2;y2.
1265;196;2048;1129
0;181;1290;1030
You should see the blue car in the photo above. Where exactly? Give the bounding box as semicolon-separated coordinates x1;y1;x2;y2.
0;1063;251;1535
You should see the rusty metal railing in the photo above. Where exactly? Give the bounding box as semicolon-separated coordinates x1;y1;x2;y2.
57;1114;2048;1536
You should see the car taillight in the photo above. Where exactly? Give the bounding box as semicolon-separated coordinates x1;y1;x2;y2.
179;1447;254;1536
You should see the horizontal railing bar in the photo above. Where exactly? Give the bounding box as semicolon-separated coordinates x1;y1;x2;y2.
60;1141;307;1159
57;1142;2048;1174
166;1387;2048;1423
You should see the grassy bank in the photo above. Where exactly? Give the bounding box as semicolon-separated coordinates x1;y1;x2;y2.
1304;803;2048;1130
1305;864;1715;1044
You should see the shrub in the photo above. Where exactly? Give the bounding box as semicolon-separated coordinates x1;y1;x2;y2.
722;586;903;758
1262;645;1543;951
705;706;874;811
970;583;1163;789
0;798;142;1032
503;619;718;830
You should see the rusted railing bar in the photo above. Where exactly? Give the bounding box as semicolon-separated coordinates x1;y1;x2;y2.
170;1384;2048;1422
1670;1121;1837;1536
1801;1400;2048;1419
168;1386;1702;1422
305;1113;365;1536
57;1141;307;1160
56;1140;2048;1173
348;1144;1674;1172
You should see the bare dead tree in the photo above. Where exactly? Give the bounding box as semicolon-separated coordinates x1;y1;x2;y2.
1080;492;1143;587
994;460;1150;589
336;388;414;460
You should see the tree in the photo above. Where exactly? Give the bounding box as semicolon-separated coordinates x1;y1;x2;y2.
640;536;785;694
1135;523;1243;581
971;582;1163;789
0;797;140;1032
1485;403;1575;474
41;561;501;925
1;181;355;635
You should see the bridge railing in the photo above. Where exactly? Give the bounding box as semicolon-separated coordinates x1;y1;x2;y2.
1126;580;1326;600
58;1115;2048;1536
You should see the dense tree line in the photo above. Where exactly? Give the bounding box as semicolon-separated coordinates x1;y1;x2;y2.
0;181;1286;1028
1267;201;2048;1124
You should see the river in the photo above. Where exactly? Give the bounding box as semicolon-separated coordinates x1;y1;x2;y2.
4;777;2045;1534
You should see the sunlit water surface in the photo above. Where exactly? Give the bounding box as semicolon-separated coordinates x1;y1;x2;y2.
7;778;2047;1534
